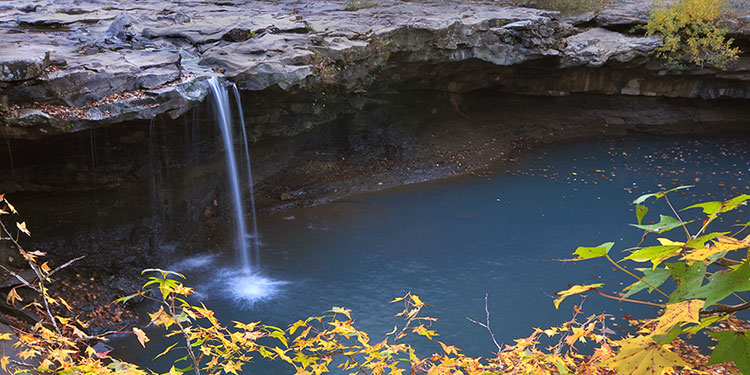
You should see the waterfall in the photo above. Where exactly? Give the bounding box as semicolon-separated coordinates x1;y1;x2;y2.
232;85;261;266
207;77;252;273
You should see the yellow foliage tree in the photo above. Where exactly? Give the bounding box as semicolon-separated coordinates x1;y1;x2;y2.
646;0;740;68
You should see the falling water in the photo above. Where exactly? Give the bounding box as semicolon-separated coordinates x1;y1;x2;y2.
208;77;252;273
232;85;261;265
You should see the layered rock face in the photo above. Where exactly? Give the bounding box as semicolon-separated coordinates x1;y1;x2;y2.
0;0;748;266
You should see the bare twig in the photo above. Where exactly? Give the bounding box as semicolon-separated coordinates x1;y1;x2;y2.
47;256;86;278
0;217;60;334
0;264;40;293
465;293;502;353
663;195;692;241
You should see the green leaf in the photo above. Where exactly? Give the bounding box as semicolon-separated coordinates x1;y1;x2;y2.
667;261;707;303
114;293;142;305
720;194;750;213
571;242;614;261
653;324;682;346
684;232;727;249
683;315;728;335
682;201;722;216
683;195;750;216
636;204;649;225
624;244;684;269
632;185;693;205
687;262;750;307
141;268;185;279
622;267;670;298
708;330;750;374
630;215;692;234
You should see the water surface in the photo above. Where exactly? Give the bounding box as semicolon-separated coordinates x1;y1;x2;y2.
115;136;750;373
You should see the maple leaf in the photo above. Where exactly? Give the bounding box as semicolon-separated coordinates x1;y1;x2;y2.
600;335;689;375
132;327;149;348
16;221;30;236
569;242;614;261
682;234;750;262
687;261;750;306
331;306;352;319
553;284;603;309
707;330;750;374
651;299;704;334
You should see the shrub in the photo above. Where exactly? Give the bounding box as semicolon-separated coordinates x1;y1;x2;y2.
645;0;740;69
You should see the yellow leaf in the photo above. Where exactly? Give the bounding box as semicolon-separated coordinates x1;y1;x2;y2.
273;347;293;364
652;300;704;334
6;201;17;214
331;306;351;319
553;284;603;309
0;356;7;372
683;235;750;262
6;287;22;306
16;221;30;236
40;262;51;274
410;295;424;306
0;333;11;340
132;327;149;348
600;335;689;375
656;238;684;246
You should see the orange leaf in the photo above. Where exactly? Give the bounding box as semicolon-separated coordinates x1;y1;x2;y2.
132;327;149;348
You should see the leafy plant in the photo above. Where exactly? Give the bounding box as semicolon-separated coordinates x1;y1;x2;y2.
645;0;740;68
0;195;145;374
559;185;750;374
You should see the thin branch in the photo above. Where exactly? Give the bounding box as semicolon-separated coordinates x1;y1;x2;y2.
663;195;692;241
701;301;750;315
346;354;372;375
605;254;670;298
47;256;86;278
465;293;502;353
0;218;60;334
0;264;40;293
593;289;665;308
554;296;586;355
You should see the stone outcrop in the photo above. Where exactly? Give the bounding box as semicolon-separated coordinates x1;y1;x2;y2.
1;0;748;139
0;0;748;272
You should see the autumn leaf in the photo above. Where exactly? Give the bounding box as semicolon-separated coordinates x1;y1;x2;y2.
570;242;614;261
0;356;7;372
331;306;352;319
682;234;750;262
651;300;704;334
16;221;30;236
600;335;689;375
6;287;22;306
132;327;149;348
624;243;684;269
553;284;603;309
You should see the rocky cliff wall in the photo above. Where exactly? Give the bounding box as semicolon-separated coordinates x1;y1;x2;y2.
0;0;748;267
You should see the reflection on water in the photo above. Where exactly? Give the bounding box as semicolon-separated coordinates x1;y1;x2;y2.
114;136;750;373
